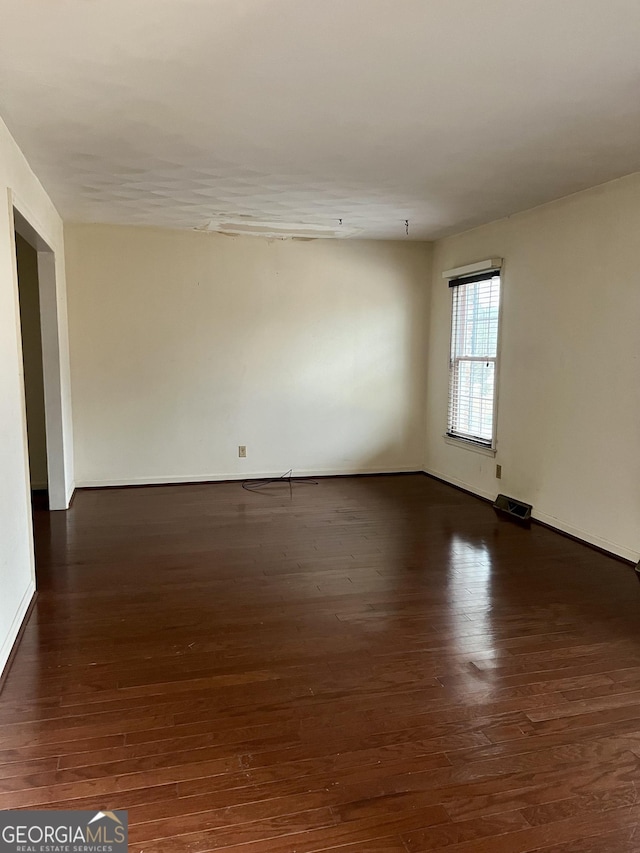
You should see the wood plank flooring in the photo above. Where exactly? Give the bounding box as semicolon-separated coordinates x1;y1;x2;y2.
2;473;640;851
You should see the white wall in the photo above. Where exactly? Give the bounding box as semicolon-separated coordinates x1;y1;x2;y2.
0;116;72;677
426;173;640;561
65;225;431;486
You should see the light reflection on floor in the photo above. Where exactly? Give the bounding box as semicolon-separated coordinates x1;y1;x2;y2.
447;533;498;698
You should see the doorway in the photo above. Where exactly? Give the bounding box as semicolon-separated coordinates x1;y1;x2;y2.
12;204;70;512
15;233;48;505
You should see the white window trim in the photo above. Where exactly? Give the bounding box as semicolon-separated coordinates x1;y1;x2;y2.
443;434;497;457
444;260;503;455
442;258;502;281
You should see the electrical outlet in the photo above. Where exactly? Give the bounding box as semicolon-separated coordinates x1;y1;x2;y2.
496;464;502;479
238;445;246;458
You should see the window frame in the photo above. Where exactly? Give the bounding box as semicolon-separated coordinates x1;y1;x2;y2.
445;268;502;454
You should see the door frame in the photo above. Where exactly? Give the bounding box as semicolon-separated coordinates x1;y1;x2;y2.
10;195;71;511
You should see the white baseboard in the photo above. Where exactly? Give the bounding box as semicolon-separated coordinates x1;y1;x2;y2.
76;465;423;489
423;467;496;502
0;581;36;680
533;509;638;563
423;467;638;563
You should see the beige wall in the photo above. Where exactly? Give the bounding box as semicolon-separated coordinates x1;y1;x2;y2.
15;234;47;489
426;172;640;561
0;115;72;677
65;225;431;485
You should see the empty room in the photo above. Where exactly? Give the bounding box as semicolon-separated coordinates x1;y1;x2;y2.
1;1;640;851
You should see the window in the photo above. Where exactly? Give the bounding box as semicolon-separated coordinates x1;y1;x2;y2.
447;270;501;448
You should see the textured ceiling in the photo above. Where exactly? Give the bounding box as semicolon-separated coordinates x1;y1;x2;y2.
2;0;640;239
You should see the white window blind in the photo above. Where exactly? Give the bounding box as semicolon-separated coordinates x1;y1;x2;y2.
447;271;501;447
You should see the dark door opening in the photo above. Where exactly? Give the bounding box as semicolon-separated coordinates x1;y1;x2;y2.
15;233;49;510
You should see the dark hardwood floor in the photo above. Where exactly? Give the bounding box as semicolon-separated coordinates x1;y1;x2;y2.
2;473;640;851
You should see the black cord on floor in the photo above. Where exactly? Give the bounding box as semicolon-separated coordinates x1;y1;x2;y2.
242;468;318;496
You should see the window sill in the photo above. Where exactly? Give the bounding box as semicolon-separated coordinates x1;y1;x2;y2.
443;435;497;457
